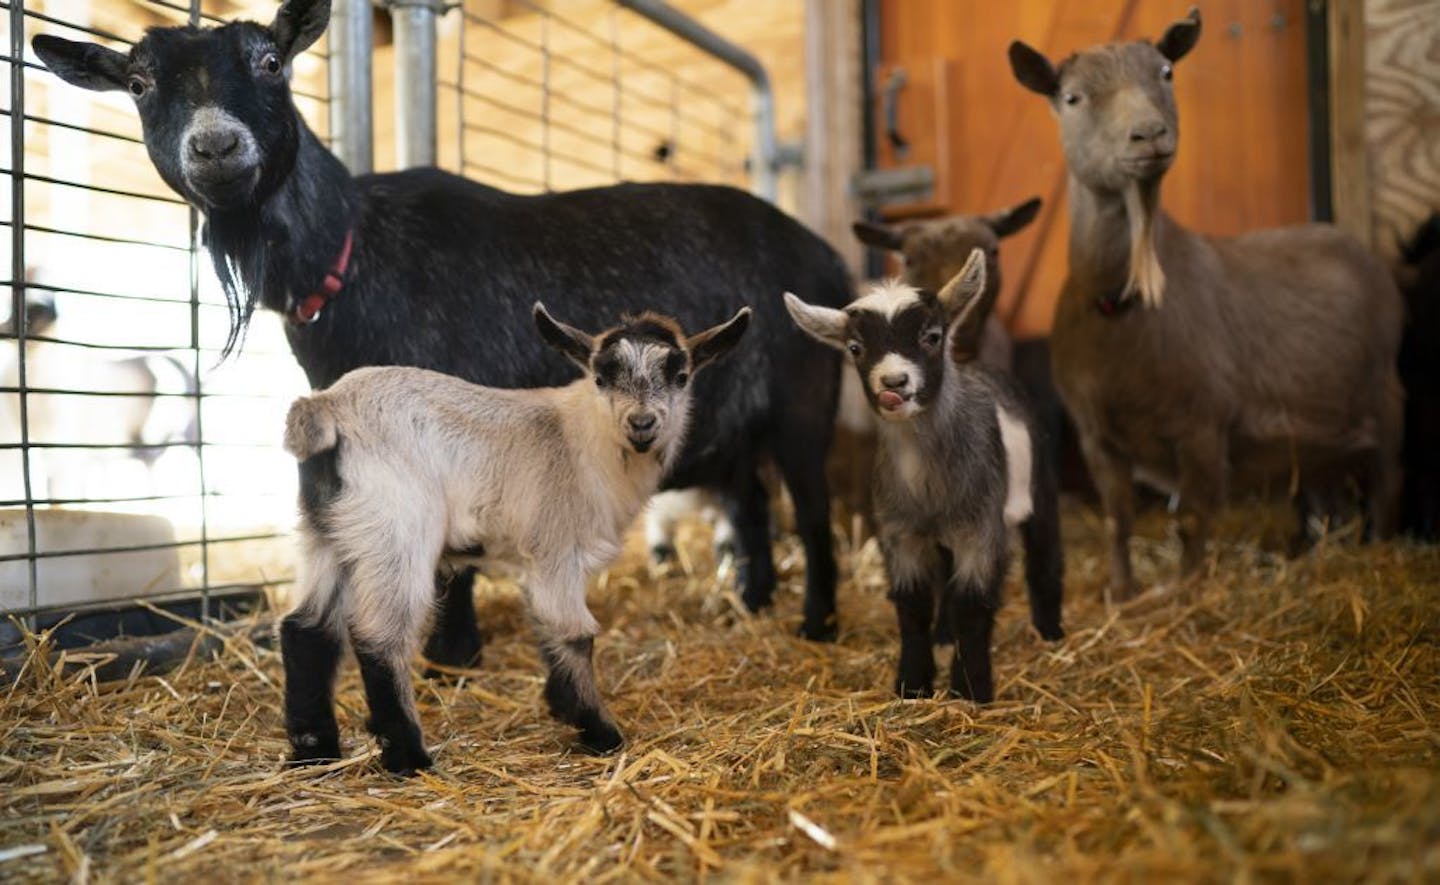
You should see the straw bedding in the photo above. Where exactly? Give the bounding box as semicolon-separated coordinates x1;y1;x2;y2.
2;501;1437;882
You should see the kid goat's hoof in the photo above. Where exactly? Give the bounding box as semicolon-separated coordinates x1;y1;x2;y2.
1034;621;1065;642
376;736;434;776
288;730;341;766
577;722;625;756
797;619;839;643
895;679;934;700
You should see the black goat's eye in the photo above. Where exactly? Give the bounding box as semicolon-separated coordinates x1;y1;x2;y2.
1161;64;1173;82
260;52;282;75
1063;92;1082;106
127;77;147;97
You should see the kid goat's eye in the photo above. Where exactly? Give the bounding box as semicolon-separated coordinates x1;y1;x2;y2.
1063;92;1082;106
846;341;862;357
127;76;147;97
260;52;282;75
922;329;943;348
1161;64;1173;81
674;371;689;388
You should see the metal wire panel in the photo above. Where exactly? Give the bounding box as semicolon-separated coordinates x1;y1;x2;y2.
2;0;330;628
447;0;751;192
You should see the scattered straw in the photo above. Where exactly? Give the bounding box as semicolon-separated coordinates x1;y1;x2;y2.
1;501;1437;881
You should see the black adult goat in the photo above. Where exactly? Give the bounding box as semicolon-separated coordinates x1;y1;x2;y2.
32;0;847;696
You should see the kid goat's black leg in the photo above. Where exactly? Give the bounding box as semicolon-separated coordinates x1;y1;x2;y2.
947;573;1001;704
422;567;483;677
352;638;432;775
281;614;344;764
541;635;623;754
884;535;946;698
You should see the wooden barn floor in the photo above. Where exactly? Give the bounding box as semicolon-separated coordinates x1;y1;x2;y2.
2;501;1438;882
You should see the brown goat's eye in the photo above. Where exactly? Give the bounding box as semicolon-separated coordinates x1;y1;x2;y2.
260;52;282;75
1063;92;1082;106
1161;64;1173;82
127;76;147;97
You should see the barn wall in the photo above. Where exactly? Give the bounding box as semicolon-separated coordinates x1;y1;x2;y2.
1364;0;1440;258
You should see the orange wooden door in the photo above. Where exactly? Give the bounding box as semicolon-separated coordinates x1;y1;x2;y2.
872;0;1312;339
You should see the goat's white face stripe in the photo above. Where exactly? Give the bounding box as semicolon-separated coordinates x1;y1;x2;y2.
996;404;1033;526
850;279;921;320
868;353;923;397
613;339;672;384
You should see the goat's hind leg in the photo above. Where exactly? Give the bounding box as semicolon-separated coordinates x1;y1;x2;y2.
1021;444;1065;641
1367;375;1404;540
282;540;345;765
351;636;432;775
422;566;483;678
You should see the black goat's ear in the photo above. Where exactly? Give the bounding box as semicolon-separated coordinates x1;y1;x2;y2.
1156;7;1201;63
533;302;593;370
1008;40;1059;97
271;0;331;63
32;35;129;92
985;196;1043;238
687;307;751;373
852;220;904;252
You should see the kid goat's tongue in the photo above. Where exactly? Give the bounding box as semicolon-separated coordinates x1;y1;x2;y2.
878;390;905;410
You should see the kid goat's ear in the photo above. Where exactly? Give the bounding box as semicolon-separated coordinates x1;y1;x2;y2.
533;302;594;369
271;0;332;64
985;196;1043;238
31;35;129;92
687;307;752;373
852;220;905;252
1008;40;1059;98
1156;7;1202;63
783;292;848;351
937;248;988;330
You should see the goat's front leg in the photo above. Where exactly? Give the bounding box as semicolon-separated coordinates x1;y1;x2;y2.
529;570;623;754
1078;433;1138;602
1175;429;1227;578
882;532;946;698
944;536;1005;703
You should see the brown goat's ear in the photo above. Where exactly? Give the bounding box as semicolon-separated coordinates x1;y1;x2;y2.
271;0;331;63
937;248;987;325
985;196;1043;238
687;307;751;373
1156;7;1202;63
852;220;904;252
533;302;594;370
1008;41;1059;97
31;35;128;92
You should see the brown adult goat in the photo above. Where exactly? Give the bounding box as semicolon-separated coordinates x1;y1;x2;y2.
852;196;1043;369
1009;8;1404;600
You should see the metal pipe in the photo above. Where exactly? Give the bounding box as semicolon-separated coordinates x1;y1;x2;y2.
615;0;778;201
390;0;443;168
328;0;374;174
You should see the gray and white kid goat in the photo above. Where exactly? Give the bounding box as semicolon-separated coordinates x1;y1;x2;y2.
282;305;749;773
785;250;1064;702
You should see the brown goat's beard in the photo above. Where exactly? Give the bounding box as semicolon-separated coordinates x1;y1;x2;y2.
1123;180;1166;309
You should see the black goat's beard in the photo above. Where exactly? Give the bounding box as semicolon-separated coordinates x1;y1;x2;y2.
203;208;266;360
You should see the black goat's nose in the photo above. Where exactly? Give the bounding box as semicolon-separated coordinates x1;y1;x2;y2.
1129;120;1169;143
188;129;241;160
628;413;657;432
881;372;909;390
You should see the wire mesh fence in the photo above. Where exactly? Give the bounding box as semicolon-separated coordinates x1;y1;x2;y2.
1;0;329;641
444;0;752;192
1;0;761;649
